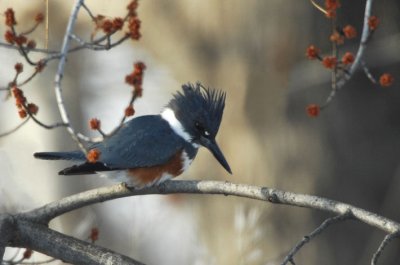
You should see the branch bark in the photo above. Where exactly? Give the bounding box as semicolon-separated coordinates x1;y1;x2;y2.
2;180;399;264
281;212;352;265
10;220;144;265
20;180;400;234
54;0;88;151
0;215;14;263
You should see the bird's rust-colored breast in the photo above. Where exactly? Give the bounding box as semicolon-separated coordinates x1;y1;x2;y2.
127;150;184;187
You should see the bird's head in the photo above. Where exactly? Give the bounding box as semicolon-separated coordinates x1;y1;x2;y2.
164;83;231;174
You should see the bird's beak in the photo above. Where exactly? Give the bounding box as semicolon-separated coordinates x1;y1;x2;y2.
199;137;232;174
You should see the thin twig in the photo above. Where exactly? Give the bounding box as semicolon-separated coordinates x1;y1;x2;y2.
309;0;328;15
0;68;40;91
10;27;37;67
108;91;138;137
17;70;40;87
362;59;377;84
25;112;68;130
0;118;30;137
0;42;57;54
81;2;96;21
323;16;339;107
69;33;89;46
336;0;374;88
370;231;400;265
91;34;130;51
20;22;40;36
322;0;374;105
281;212;352;265
53;0;87;152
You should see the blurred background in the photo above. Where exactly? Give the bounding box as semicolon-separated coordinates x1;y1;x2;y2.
0;0;400;264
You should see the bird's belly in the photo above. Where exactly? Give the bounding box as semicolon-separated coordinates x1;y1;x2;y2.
101;150;193;188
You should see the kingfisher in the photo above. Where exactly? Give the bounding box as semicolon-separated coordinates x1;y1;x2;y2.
34;83;231;188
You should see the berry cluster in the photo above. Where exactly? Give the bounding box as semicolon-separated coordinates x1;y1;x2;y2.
1;2;146;155
91;0;141;41
124;61;146;117
305;0;394;118
89;227;99;243
88;61;146;139
125;61;146;97
95;16;125;35
4;8;43;52
2;8;47;120
87;148;101;163
10;63;39;119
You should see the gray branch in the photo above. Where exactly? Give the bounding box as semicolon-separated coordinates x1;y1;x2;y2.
325;0;374;104
337;0;374;86
281;212;352;265
370;231;400;265
20;180;400;234
54;0;88;151
0;215;14;263
10;220;143;265
2;180;400;264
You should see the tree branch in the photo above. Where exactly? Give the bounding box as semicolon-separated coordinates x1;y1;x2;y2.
0;118;30;138
19;180;400;235
325;0;374;104
281;212;352;265
0;215;15;263
10;220;144;265
54;0;87;152
370;231;400;265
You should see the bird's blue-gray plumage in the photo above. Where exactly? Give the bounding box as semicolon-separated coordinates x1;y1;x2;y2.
93;115;197;168
34;82;231;176
34;115;198;175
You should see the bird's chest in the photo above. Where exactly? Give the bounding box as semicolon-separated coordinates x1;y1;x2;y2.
104;150;193;188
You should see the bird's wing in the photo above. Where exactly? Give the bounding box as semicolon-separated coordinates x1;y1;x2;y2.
95;115;187;169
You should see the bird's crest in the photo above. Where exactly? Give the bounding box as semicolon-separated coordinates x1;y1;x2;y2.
167;82;226;137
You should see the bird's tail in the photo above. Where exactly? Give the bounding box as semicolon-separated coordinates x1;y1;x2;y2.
34;151;86;161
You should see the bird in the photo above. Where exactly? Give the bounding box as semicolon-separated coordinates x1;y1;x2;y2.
34;83;232;188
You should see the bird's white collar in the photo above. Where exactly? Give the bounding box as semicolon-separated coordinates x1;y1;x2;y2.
161;108;199;148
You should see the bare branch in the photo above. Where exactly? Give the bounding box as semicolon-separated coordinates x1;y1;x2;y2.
23;108;68;130
0;215;15;263
0;42;58;54
108;91;139;137
361;59;377;84
0;118;30;137
81;2;96;21
281;212;352;265
343;0;374;81
19;180;400;235
54;0;88;152
370;231;400;265
11;220;144;265
325;0;374;102
309;0;328;15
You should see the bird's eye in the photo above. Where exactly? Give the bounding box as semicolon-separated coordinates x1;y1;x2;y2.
195;122;210;137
